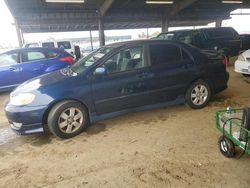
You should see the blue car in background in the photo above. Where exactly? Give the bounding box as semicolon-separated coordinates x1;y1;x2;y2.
0;48;74;91
5;40;229;139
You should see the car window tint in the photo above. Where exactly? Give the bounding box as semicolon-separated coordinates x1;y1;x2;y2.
47;52;58;59
42;42;55;48
25;43;39;48
175;32;193;44
22;51;46;62
0;53;19;67
149;44;181;67
157;33;175;40
205;28;234;39
103;46;145;74
57;41;71;49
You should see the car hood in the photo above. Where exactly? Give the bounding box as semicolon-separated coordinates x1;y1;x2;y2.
11;68;78;96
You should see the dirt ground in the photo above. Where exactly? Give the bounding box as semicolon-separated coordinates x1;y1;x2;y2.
0;64;250;188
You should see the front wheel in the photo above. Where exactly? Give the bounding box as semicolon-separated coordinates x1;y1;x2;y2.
218;136;235;158
48;100;88;139
185;80;211;109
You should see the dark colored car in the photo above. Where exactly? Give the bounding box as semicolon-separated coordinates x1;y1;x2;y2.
156;27;242;57
0;48;74;92
5;40;229;139
239;34;250;52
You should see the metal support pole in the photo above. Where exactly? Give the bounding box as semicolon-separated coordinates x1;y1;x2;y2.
14;20;23;47
162;13;169;33
216;18;223;28
89;30;93;51
98;17;105;47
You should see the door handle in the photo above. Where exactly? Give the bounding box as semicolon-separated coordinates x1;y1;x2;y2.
9;67;19;72
136;72;154;79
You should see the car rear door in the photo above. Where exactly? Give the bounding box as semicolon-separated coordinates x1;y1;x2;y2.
143;43;197;104
0;51;22;90
91;45;151;115
19;49;50;82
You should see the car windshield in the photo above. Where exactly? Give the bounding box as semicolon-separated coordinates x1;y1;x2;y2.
70;46;113;74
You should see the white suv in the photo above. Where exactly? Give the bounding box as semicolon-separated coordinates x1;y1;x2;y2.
23;40;75;56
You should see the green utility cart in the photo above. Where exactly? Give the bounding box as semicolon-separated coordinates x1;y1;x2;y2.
216;108;250;158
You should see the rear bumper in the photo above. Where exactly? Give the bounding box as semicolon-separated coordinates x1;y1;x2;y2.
211;72;229;94
5;104;47;135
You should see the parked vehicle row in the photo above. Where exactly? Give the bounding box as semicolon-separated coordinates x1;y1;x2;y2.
0;48;74;91
155;27;250;59
5;40;229;139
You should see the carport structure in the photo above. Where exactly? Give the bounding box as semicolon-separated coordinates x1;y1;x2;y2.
4;0;250;47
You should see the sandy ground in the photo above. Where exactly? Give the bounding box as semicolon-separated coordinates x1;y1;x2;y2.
0;65;250;188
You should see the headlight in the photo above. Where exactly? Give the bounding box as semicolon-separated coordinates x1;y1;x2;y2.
238;54;245;62
10;93;35;106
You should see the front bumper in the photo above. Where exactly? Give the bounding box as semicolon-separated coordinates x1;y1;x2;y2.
235;60;250;74
5;104;48;135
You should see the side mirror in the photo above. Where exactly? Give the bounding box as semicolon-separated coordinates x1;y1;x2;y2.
94;67;106;75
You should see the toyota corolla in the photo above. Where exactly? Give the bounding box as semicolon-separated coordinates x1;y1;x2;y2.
5;40;229;139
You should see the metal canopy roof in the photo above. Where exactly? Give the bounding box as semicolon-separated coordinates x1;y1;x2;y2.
4;0;250;33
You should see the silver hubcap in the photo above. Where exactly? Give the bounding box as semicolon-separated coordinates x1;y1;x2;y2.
58;107;84;134
191;84;208;105
220;140;228;152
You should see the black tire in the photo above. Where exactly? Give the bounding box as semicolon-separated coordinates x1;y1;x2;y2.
48;100;88;139
185;80;211;109
218;136;235;158
242;74;250;77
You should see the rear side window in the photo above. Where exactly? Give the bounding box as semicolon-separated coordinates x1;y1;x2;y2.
57;41;71;49
22;51;46;62
205;28;235;39
42;42;55;48
47;52;58;59
149;44;181;67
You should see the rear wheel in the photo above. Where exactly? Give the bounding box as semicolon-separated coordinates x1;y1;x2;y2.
218;136;235;158
48;100;88;139
185;80;211;109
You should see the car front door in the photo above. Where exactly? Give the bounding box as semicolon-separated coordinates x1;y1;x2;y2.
91;46;150;115
143;43;197;104
0;52;22;90
20;50;49;82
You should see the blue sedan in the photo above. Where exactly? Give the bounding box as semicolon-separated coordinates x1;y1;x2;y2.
5;40;229;139
0;48;74;92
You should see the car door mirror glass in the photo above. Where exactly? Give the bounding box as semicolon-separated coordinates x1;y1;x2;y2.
94;67;106;75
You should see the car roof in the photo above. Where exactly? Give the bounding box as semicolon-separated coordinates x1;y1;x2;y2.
105;39;189;49
159;27;235;35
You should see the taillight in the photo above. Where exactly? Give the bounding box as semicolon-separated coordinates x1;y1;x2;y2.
222;55;228;67
59;56;75;65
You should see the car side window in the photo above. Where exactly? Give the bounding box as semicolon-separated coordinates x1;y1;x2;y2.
22;51;46;63
103;46;145;74
57;41;71;49
149;44;181;68
42;42;55;48
176;32;193;45
0;53;19;67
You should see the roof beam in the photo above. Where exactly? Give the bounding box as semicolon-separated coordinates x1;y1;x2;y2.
169;0;199;17
99;0;115;16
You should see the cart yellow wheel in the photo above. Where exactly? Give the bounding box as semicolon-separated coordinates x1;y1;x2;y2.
218;136;235;158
